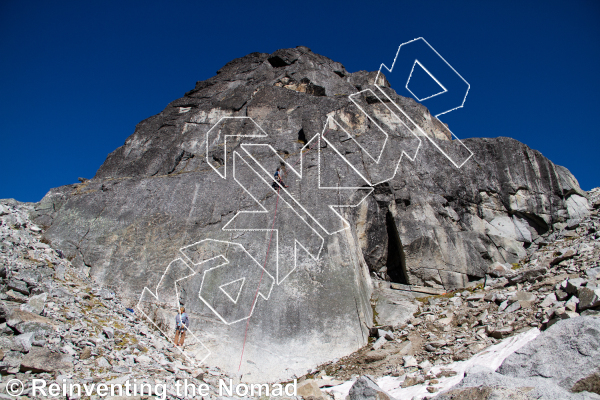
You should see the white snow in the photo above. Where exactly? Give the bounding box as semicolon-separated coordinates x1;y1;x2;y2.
323;328;540;400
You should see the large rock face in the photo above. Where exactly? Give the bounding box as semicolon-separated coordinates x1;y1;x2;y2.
31;46;590;381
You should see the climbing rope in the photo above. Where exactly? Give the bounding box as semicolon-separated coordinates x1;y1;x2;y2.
238;186;280;372
238;129;330;372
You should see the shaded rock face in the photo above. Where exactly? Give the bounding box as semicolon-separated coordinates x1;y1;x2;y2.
32;46;589;380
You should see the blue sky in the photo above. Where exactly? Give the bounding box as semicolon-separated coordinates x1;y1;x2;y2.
1;0;599;202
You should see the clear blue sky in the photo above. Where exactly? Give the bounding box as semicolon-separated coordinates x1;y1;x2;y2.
1;0;599;202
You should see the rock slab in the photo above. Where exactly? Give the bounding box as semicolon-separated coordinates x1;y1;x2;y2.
20;347;73;373
498;316;600;391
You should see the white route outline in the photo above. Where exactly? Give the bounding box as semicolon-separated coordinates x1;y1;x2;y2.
206;117;268;179
219;277;246;304
374;36;474;169
406;59;447;102
136;258;211;365
240;123;373;236
140;38;476;366
375;36;470;117
179;239;275;325
345;88;423;174
223;151;325;285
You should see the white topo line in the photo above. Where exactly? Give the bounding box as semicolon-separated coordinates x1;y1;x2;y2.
139;38;475;365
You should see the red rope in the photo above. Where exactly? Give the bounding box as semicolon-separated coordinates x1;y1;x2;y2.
237;129;330;372
238;187;280;372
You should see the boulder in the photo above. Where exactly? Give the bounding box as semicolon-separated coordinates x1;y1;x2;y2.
0;350;22;374
80;346;92;360
25;292;47;315
348;376;392;400
586;267;600;280
487;262;512;278
11;332;34;353
571;372;600;396
377;329;394;340
550;249;577;266
99;289;115;300
7;279;29;295
504;302;521;313
508;291;535;304
61;344;76;356
497;316;600;391
433;365;592;400
540;293;557;308
135;354;152;364
363;351;387;363
402;374;426;388
565;277;587;294
297;380;326;400
103;326;114;339
372;289;418;328
403;355;418;367
565;297;579;312
507;267;547;285
95;357;111;368
20;347;73;373
0;301;11;321
554;308;579;320
578;287;600;311
565;194;591;221
467;293;485;302
36;49;585;292
0;322;13;336
556;288;570;301
372;337;387;351
5;289;28;303
486;325;513;339
29;224;42;232
6;309;58;334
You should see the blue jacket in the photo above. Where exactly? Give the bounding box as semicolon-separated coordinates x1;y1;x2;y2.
176;312;189;329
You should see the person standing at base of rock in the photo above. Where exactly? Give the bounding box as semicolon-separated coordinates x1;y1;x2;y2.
174;307;189;347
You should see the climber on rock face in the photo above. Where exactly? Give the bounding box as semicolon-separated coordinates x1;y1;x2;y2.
174;306;189;347
273;166;288;189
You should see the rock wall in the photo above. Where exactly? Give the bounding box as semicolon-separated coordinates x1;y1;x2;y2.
359;136;591;289
31;46;590;380
32;167;374;382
